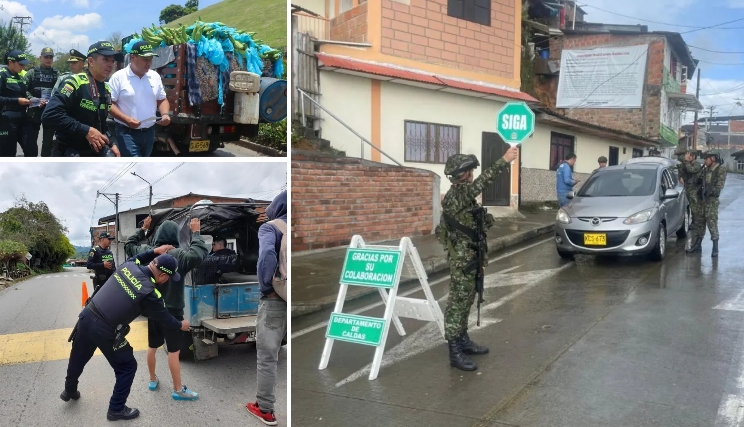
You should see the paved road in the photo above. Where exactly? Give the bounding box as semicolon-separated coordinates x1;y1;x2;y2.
16;128;266;157
292;175;744;427
0;267;286;426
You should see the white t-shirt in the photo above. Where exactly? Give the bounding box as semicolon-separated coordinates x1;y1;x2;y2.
108;65;167;129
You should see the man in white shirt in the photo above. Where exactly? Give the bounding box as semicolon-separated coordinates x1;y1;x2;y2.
108;41;171;157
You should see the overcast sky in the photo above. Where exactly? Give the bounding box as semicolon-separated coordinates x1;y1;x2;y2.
0;161;287;247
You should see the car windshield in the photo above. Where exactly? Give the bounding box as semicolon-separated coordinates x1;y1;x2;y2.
578;169;657;197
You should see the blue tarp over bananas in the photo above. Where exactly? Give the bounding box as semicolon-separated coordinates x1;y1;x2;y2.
125;19;284;79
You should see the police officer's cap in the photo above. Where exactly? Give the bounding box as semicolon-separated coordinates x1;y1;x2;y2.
154;254;181;281
129;41;159;58
7;50;30;65
87;41;124;62
99;232;113;239
68;49;86;62
40;47;54;57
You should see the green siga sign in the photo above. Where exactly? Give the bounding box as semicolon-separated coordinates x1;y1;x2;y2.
339;248;401;288
496;102;535;144
326;313;386;346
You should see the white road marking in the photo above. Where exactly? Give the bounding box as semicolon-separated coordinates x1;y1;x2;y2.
334;263;572;388
291;237;554;339
715;343;744;427
714;290;744;312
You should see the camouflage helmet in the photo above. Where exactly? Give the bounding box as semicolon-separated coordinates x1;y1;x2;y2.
444;154;480;180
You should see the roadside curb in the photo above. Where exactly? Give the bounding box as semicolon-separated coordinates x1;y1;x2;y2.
235;138;286;157
290;223;555;318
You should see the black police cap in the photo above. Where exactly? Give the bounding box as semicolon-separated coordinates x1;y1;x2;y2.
87;41;124;62
7;50;30;65
68;49;86;62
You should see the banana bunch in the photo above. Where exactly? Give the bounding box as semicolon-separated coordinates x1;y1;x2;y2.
141;27;163;46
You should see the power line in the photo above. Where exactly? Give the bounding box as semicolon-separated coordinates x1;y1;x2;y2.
11;16;31;33
688;45;744;54
582;4;744;30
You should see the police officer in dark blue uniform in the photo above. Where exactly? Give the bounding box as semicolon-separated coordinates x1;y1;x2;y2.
61;245;190;421
0;50;32;157
86;231;115;291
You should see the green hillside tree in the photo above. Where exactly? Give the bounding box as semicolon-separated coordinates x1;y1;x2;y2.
160;4;187;24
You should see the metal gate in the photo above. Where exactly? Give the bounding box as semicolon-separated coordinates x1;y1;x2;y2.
291;13;323;133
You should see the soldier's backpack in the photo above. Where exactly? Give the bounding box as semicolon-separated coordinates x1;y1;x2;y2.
267;219;287;301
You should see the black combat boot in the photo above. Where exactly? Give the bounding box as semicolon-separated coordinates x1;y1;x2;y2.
712;240;719;257
59;389;80;402
448;339;477;371
459;332;489;355
686;236;702;253
107;406;140;421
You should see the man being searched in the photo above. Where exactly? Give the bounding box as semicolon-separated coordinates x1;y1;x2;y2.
108;41;171;157
87;232;116;292
0;50;32;157
687;151;727;256
61;245;189;421
125;216;208;400
435;147;519;371
52;49;87;95
24;47;59;157
41;41;122;157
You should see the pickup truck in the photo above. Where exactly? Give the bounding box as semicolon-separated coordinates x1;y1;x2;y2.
130;200;275;361
108;37;286;156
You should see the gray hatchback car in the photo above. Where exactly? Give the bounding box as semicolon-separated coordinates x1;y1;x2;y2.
554;157;690;261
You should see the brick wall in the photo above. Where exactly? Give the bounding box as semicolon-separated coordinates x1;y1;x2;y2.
380;0;516;79
291;151;438;251
731;120;744;133
330;2;368;43
538;34;666;138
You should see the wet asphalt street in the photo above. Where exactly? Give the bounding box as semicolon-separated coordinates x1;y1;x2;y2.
0;267;287;426
292;174;744;427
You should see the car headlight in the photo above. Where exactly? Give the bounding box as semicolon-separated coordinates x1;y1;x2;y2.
623;208;655;225
556;209;571;224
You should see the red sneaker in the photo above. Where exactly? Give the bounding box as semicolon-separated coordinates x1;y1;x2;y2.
246;401;277;425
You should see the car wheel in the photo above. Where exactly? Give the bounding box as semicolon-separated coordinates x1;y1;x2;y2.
557;248;574;260
676;207;689;239
648;223;666;261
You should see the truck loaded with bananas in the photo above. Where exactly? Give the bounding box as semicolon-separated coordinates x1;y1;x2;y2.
108;19;286;156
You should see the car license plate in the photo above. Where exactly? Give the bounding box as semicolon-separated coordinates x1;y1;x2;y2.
584;233;607;246
189;139;210;152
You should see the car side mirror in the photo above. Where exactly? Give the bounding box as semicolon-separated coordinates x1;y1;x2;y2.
662;189;679;200
566;191;574;199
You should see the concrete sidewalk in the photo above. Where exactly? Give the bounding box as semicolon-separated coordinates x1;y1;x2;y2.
291;210;557;317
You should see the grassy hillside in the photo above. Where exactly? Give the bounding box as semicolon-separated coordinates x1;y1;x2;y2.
167;0;286;49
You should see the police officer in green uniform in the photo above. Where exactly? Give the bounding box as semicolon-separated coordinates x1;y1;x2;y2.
24;46;59;157
0;50;32;157
435;146;519;371
61;247;190;421
41;41;122;157
52;49;87;95
86;231;116;292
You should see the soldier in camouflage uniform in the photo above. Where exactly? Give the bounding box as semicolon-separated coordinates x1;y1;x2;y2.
435;146;519;371
676;149;702;242
687;151;727;256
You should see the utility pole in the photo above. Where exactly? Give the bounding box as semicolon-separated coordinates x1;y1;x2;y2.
693;68;701;149
131;172;153;216
98;191;120;264
11;16;31;33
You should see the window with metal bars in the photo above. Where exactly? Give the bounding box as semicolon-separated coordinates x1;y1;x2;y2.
404;120;461;164
549;132;575;171
447;0;491;26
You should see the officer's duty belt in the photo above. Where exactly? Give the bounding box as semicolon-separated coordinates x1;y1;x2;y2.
88;301;115;328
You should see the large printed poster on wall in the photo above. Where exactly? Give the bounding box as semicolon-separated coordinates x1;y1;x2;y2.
556;44;648;109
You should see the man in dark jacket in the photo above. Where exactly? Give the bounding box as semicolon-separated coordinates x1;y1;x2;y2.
125;216;208;400
246;191;287;425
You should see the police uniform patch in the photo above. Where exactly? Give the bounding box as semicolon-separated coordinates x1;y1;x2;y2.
61;84;74;96
89;251;95;257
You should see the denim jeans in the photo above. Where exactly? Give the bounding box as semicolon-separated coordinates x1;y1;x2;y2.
558;194;570;207
255;296;286;412
115;123;155;157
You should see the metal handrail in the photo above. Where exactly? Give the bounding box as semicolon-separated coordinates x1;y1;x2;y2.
297;88;402;166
